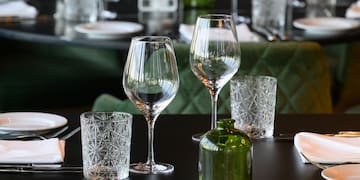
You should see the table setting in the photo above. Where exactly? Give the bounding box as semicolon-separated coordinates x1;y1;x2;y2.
0;113;358;179
294;131;360;179
0;112;81;173
0;0;38;19
291;0;360;38
0;1;360;178
178;23;261;43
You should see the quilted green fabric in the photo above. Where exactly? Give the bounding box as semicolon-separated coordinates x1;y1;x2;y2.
0;39;125;111
93;41;333;114
332;42;360;112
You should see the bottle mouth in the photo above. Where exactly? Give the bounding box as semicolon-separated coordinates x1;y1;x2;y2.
217;118;235;128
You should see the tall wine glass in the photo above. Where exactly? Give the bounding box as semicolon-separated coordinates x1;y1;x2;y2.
190;14;241;141
123;36;179;174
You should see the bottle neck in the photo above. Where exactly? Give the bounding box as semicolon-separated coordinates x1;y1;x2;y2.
216;119;235;130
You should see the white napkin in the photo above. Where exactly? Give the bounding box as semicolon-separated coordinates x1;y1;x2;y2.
0;138;65;164
0;0;38;18
294;132;360;164
179;23;260;43
346;1;360;18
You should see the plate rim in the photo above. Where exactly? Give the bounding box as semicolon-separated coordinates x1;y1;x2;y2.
0;112;68;132
293;17;360;33
321;164;360;180
74;21;144;37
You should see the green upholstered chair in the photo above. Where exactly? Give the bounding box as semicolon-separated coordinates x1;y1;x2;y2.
92;41;333;114
0;38;125;111
327;42;360;113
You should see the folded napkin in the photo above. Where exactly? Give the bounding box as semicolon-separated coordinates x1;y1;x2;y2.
179;23;260;43
346;1;360;18
0;138;65;164
0;0;38;18
294;132;360;164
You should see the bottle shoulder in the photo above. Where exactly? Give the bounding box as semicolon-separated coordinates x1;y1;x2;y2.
200;128;252;151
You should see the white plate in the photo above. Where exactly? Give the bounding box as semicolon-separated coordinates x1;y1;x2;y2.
75;21;143;39
321;164;360;180
0;112;68;132
293;17;360;35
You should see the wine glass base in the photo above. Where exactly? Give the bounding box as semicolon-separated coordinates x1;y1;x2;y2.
101;10;117;19
292;0;305;8
191;132;204;142
130;162;174;174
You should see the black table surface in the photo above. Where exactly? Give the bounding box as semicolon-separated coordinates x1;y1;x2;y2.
0;113;359;180
0;1;359;50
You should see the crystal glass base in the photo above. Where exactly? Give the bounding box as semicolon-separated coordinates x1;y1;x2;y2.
191;132;204;142
130;162;174;174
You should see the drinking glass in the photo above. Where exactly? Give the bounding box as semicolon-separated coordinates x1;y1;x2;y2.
80;112;132;179
230;75;277;139
190;14;241;141
123;36;179;174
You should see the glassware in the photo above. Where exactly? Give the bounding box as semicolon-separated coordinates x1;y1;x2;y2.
101;0;120;19
138;0;178;12
80;112;133;179
231;0;251;24
123;36;179;174
251;0;288;39
305;0;336;17
230;75;277;139
292;0;306;8
190;14;241;141
199;119;252;180
62;0;101;22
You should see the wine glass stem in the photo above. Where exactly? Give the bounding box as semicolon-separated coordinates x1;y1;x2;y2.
211;93;219;129
231;0;238;20
145;116;157;169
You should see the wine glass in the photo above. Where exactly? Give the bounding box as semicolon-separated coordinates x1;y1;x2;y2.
190;14;241;141
123;36;179;174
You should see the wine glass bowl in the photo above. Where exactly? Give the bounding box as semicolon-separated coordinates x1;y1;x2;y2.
123;36;179;174
190;14;241;141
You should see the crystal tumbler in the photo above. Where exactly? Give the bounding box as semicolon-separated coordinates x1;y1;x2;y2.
62;0;101;22
251;0;288;37
230;75;277;139
80;112;132;179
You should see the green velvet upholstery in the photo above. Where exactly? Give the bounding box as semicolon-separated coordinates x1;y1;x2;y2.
92;41;333;114
345;105;360;114
0;38;125;111
330;42;360;113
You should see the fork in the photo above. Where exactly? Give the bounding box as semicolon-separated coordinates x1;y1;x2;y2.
300;152;329;169
299;152;355;170
0;126;80;140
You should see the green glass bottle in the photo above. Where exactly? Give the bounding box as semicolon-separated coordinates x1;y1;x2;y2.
199;119;252;180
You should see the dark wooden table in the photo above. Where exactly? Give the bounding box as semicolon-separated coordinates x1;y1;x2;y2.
0;0;359;50
0;113;358;180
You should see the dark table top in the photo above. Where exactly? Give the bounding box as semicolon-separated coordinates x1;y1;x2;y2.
0;113;358;180
0;1;359;50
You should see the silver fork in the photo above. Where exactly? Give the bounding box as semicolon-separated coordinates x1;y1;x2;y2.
300;152;329;169
299;152;355;170
59;127;80;140
0;126;68;140
0;126;80;140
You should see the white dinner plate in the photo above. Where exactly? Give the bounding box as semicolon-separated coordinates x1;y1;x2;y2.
75;21;144;39
293;17;360;35
321;164;360;180
0;112;68;132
